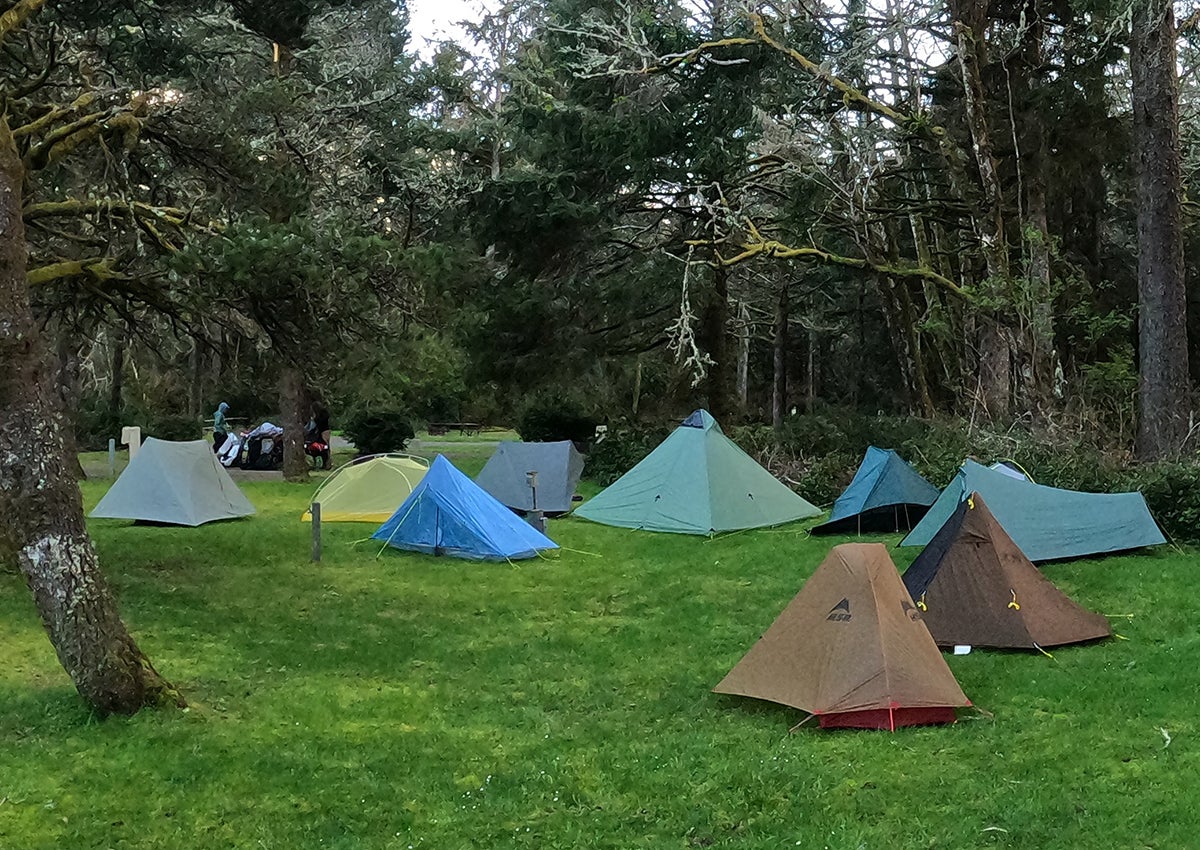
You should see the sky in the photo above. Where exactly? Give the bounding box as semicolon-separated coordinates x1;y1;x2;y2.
407;0;494;57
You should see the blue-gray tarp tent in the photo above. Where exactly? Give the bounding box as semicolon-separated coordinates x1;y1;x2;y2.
575;409;821;535
901;459;1165;561
373;455;558;561
475;441;584;514
811;446;939;534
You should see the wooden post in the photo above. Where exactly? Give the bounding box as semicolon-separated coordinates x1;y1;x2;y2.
311;502;321;563
108;438;116;477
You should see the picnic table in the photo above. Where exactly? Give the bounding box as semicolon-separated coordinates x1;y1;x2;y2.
427;422;483;437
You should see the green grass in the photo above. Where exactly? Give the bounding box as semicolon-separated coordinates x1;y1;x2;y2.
0;450;1197;848
415;428;520;444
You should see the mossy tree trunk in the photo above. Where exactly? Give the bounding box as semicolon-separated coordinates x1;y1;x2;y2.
0;116;181;715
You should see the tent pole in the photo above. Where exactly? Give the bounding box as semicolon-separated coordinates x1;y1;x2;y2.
311;502;321;563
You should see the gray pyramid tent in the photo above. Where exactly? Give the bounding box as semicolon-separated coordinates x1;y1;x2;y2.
811;446;939;534
575;410;820;534
475;440;585;515
901;459;1164;561
91;437;256;526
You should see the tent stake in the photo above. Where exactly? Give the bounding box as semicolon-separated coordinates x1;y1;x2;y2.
311;502;322;563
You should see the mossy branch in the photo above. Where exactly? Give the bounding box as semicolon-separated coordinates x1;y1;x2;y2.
24;198;222;234
687;219;969;300
0;0;48;47
23;99;147;170
11;93;98;140
26;257;126;286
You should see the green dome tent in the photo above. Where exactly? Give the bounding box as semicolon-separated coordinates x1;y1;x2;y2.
575;410;820;534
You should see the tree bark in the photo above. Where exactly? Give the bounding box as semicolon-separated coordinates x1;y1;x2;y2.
109;325;126;422
188;335;203;420
952;8;1013;417
54;329;87;479
772;280;788;430
632;354;643;416
1131;0;1189;459
280;365;310;482
735;300;749;409
0;115;181;715
701;263;733;418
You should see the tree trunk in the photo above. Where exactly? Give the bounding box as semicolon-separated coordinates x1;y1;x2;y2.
735;300;750;410
632;354;643;416
805;327;817;414
772;281;788;430
976;319;1011;421
702;263;733;418
0;116;181;715
1013;6;1055;415
188;335;203;420
1131;0;1189;459
953;9;1013;418
280;366;310;482
109;325;126;422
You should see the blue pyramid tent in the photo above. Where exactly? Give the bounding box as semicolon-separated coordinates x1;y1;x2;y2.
901;459;1165;561
575;410;821;535
372;455;558;561
811;446;940;534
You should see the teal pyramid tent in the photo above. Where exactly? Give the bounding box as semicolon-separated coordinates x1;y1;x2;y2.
372;455;558;561
575;410;821;534
811;446;939;534
901;459;1165;561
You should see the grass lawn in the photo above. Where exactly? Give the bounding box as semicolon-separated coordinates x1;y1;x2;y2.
0;445;1197;848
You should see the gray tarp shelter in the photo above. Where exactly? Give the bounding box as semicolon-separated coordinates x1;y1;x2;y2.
901;459;1164;561
91;437;256;526
475;440;585;514
575;409;821;534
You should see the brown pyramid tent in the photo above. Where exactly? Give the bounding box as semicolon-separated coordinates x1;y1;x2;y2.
902;494;1112;650
714;543;971;730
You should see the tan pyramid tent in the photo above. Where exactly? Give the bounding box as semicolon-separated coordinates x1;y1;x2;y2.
301;454;429;523
902;494;1112;649
90;437;255;526
714;543;970;730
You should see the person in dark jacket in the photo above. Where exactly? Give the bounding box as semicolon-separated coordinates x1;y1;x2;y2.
212;402;230;452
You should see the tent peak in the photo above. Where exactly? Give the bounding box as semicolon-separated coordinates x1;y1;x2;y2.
681;409;718;430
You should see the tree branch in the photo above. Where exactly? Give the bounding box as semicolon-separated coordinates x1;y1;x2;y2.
23;198;222;233
686;219;969;300
0;0;48;48
11;92;98;140
26;257;125;286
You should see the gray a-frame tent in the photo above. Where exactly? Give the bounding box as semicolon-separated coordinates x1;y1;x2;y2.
91;437;256;526
475;440;585;514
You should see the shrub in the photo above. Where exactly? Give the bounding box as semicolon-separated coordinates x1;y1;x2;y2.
586;422;672;486
518;394;599;445
1125;463;1200;544
75;395;122;452
343;409;416;455
144;414;203;442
